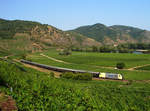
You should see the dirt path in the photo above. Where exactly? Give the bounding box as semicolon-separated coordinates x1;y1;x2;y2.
128;64;150;70
40;53;71;64
24;63;61;78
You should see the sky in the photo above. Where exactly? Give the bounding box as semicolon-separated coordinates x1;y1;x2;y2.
0;0;150;30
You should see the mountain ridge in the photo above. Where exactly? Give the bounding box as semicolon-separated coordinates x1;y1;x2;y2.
0;18;150;55
71;23;150;45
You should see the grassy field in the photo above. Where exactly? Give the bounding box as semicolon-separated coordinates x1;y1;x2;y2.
0;60;150;111
136;65;150;71
26;50;150;80
42;51;150;68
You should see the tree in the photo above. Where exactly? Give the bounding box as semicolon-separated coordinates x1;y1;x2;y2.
116;62;125;69
20;53;27;59
99;46;112;53
92;46;98;52
59;48;72;56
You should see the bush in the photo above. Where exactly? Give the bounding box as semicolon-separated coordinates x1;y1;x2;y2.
59;49;72;56
76;73;92;80
19;53;27;59
60;72;74;79
49;72;54;78
60;72;92;81
116;62;125;69
26;58;32;62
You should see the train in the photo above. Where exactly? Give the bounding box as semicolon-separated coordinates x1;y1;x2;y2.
99;72;123;80
20;60;123;80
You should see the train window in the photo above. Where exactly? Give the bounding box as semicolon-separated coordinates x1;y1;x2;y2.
108;75;114;78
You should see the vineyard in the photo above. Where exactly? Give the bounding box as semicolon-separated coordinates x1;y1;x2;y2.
42;50;150;68
0;3;150;110
26;50;150;80
0;60;150;110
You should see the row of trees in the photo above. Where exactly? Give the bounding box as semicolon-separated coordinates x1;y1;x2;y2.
72;43;150;53
72;46;134;53
58;43;150;56
117;43;150;50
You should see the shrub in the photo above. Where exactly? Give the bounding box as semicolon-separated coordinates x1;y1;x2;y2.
126;80;133;85
26;58;32;62
116;62;125;69
60;72;74;79
77;73;92;80
19;53;27;59
60;72;92;81
59;49;72;56
49;72;54;78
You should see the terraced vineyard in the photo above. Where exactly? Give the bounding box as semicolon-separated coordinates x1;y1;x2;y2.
0;60;150;111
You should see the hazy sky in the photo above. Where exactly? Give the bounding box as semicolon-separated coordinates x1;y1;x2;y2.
0;0;150;30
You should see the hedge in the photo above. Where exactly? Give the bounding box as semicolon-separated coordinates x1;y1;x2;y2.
60;72;92;81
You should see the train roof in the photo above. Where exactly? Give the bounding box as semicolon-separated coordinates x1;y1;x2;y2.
100;72;122;75
21;59;99;74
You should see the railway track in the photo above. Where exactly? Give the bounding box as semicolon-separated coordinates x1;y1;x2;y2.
20;60;125;80
20;59;100;77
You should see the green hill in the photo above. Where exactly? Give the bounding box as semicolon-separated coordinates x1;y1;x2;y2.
1;18;150;55
71;23;150;45
0;18;100;55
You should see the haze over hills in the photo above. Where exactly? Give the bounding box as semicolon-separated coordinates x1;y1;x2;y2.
71;23;150;45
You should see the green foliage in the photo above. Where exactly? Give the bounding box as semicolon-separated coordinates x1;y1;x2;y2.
72;43;150;54
116;62;126;69
92;46;98;52
0;61;150;110
118;43;150;50
111;25;145;39
73;23;117;42
20;53;27;59
0;19;42;39
99;46;113;53
67;31;84;45
61;72;92;81
0;61;96;110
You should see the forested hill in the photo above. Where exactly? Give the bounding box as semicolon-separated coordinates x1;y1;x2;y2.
1;18;150;54
71;23;150;45
0;18;100;54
